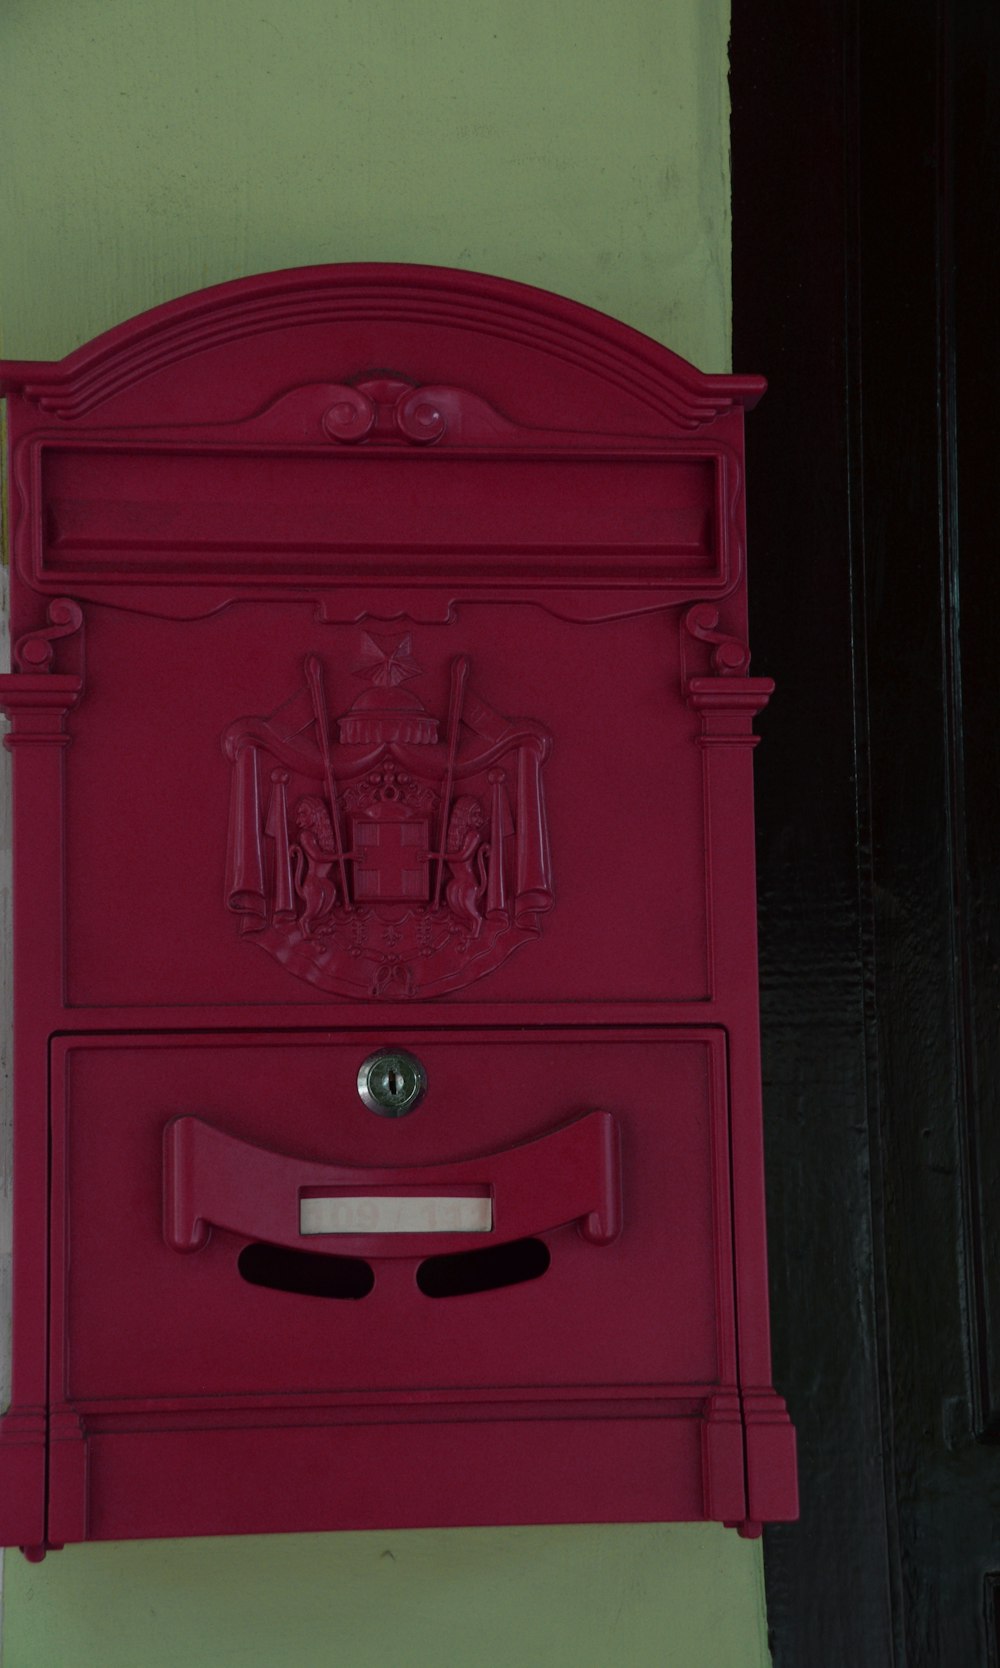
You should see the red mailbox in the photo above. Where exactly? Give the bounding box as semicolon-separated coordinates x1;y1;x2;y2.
0;265;797;1554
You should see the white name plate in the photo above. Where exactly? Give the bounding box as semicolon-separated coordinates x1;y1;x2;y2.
299;1195;493;1236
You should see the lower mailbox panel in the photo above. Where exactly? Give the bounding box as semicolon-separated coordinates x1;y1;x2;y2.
46;1027;754;1541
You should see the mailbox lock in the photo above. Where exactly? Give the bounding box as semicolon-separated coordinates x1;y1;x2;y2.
357;1049;427;1117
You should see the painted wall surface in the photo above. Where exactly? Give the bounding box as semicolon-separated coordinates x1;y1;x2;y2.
0;0;731;366
1;1527;768;1668
0;4;768;1666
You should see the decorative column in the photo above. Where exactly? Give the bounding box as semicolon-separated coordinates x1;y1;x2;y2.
0;602;83;1553
684;604;798;1534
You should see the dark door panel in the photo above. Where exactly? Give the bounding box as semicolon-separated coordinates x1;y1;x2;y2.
732;0;1000;1662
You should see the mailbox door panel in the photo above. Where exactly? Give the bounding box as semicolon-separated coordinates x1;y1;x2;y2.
47;1028;743;1540
52;1030;734;1402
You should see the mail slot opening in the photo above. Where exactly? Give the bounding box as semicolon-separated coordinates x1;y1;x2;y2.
416;1236;550;1298
237;1242;375;1300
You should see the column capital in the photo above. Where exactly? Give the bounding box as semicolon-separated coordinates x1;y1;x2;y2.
686;675;774;743
0;674;83;747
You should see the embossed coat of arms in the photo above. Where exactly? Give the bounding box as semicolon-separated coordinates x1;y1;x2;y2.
223;635;553;997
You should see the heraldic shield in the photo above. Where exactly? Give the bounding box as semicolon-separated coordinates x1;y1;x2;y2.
223;634;553;998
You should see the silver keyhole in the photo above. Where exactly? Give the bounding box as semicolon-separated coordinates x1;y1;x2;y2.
357;1049;427;1117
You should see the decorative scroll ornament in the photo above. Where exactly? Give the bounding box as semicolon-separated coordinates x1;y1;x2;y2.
13;598;83;672
683;603;751;676
223;636;553;999
320;378;449;445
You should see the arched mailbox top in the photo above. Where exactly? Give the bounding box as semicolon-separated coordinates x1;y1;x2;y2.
0;265;765;625
0;262;765;426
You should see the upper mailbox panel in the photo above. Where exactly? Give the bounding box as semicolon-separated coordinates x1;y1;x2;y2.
1;263;763;629
2;266;768;1015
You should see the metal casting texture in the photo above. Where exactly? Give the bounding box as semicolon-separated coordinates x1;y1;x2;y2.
223;636;553;999
0;262;795;1553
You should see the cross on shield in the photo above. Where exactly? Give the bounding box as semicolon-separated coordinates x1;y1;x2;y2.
351;805;430;903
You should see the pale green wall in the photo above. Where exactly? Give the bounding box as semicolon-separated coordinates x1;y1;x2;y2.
2;1527;769;1668
0;4;768;1665
0;0;730;366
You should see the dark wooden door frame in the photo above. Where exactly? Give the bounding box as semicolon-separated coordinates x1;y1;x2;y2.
731;3;1000;1663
